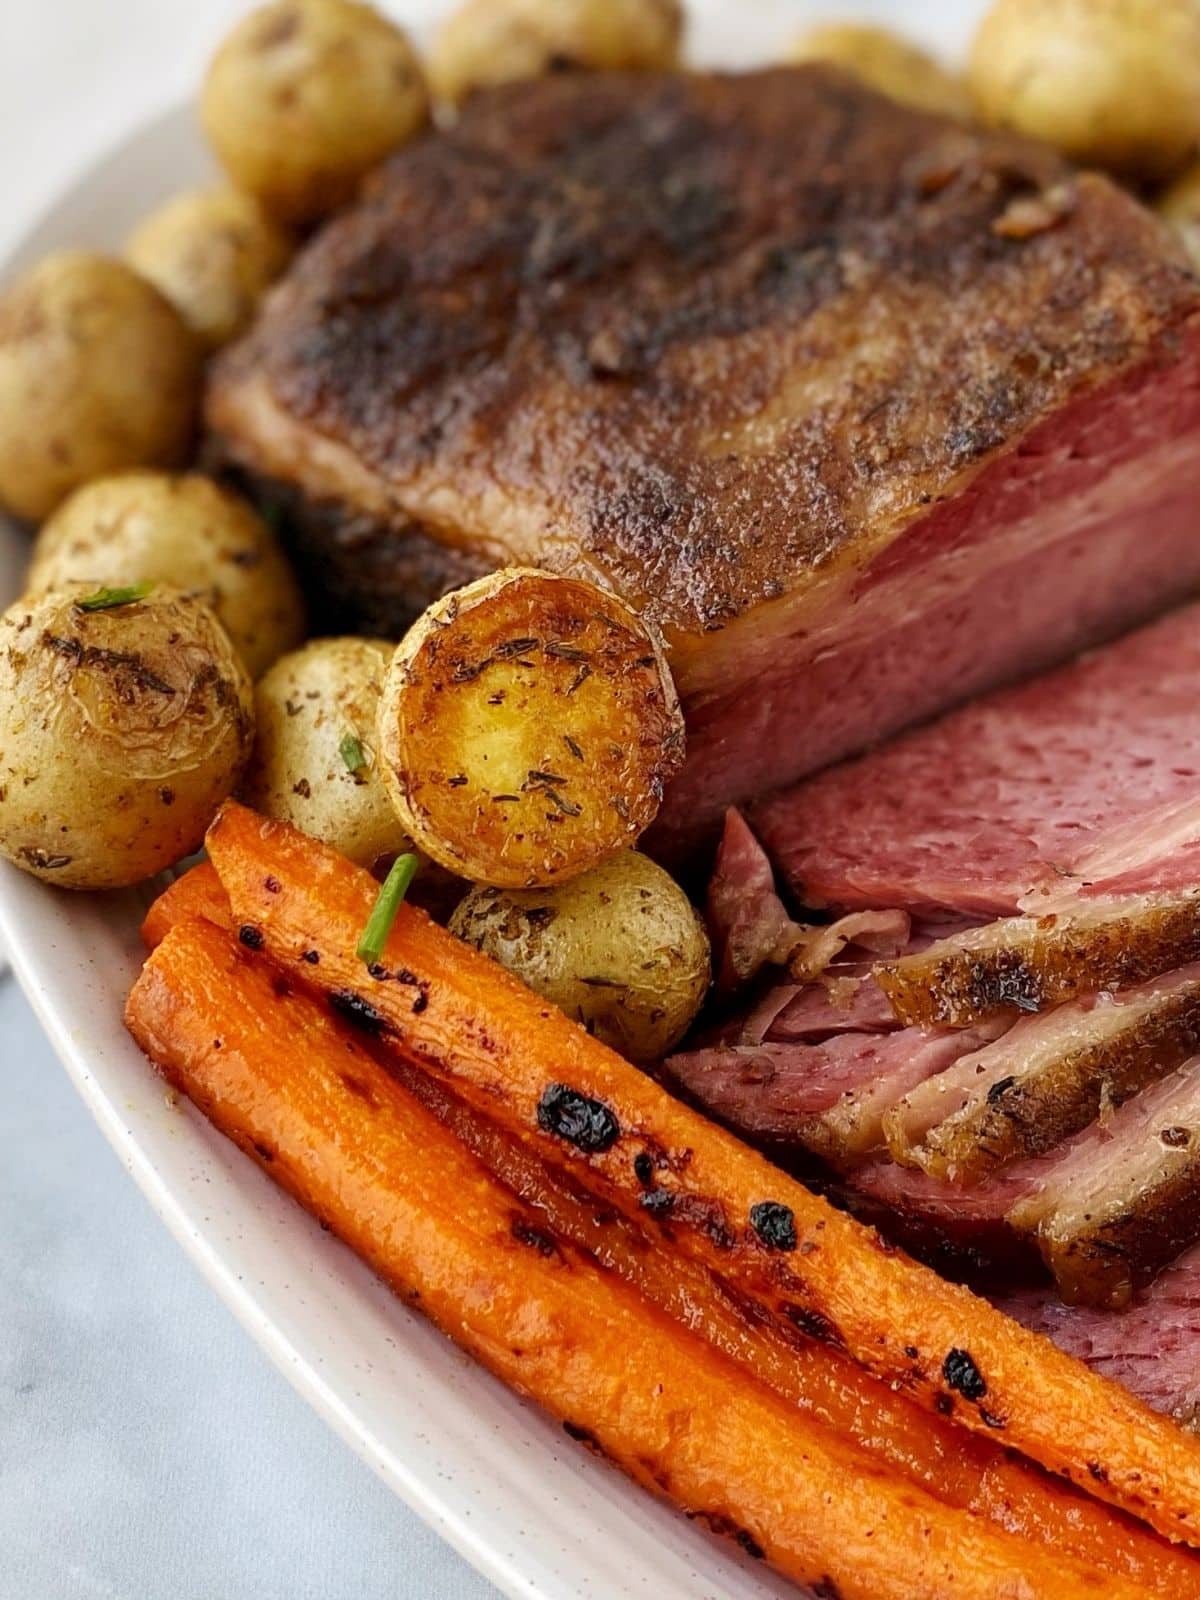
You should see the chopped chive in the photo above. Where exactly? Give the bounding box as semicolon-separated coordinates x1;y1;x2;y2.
356;854;420;966
339;732;367;773
75;581;154;612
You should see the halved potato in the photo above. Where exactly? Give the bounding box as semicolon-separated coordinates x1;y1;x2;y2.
377;567;684;887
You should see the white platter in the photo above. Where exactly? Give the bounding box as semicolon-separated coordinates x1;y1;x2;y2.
0;7;982;1596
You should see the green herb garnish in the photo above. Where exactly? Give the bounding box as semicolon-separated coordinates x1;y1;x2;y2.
75;581;154;612
356;853;420;966
339;732;367;774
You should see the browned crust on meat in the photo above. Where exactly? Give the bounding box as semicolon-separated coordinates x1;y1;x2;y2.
1012;1136;1200;1310
876;898;1200;1028
206;66;1199;648
912;985;1200;1180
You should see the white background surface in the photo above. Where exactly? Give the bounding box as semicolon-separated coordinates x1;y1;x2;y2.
0;3;983;1598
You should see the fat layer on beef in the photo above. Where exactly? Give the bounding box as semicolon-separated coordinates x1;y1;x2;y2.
885;963;1200;1181
875;891;1200;1027
1009;1056;1200;1309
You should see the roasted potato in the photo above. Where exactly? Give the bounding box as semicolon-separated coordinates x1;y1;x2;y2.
242;636;417;870
790;23;970;120
450;851;710;1061
969;0;1200;180
201;0;429;223
1159;161;1200;265
0;253;200;522
0;584;252;889
126;188;294;349
428;0;682;105
28;472;305;679
377;568;684;889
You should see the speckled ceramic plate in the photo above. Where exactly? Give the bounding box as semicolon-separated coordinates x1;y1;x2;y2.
0;7;979;1595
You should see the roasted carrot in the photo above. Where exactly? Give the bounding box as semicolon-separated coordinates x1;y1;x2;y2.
206;801;1200;1546
140;861;227;949
139;851;1200;1593
125;917;1162;1600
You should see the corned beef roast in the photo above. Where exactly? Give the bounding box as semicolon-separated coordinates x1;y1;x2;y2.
206;65;1200;854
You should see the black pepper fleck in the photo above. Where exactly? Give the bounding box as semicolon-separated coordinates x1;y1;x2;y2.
328;989;389;1036
943;1347;988;1402
537;1083;620;1153
749;1201;797;1252
238;923;265;949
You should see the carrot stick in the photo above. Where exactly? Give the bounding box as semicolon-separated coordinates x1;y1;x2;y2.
124;917;1159;1600
141;845;1200;1593
206;801;1200;1547
141;861;228;949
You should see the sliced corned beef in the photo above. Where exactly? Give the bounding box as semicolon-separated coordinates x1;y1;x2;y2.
662;1023;1001;1167
752;600;1200;919
1009;1056;1200;1308
875;890;1200;1027
999;1242;1200;1427
885;963;1200;1180
706;807;910;990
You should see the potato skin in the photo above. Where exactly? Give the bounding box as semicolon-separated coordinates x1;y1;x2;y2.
790;24;969;120
126;188;294;349
1159;161;1200;265
0;585;253;889
0;253;200;522
429;0;682;105
28;472;305;679
450;851;710;1062
241;636;415;869
201;0;429;222
377;567;685;889
969;0;1200;180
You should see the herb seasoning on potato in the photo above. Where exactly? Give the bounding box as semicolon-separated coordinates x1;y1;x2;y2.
377;568;685;889
450;850;710;1062
28;472;305;679
242;636;415;870
0;584;253;889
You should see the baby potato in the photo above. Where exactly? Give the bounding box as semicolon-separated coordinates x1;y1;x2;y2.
969;0;1200;181
28;472;305;679
241;636;416;870
377;568;685;889
790;23;970;121
126;188;294;349
1159;161;1200;265
450;851;710;1062
201;0;429;223
0;253;200;522
428;0;683;105
0;584;252;889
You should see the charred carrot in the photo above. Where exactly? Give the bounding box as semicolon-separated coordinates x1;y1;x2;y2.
140;861;228;949
139;849;1200;1592
125;917;1161;1600
206;802;1200;1546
